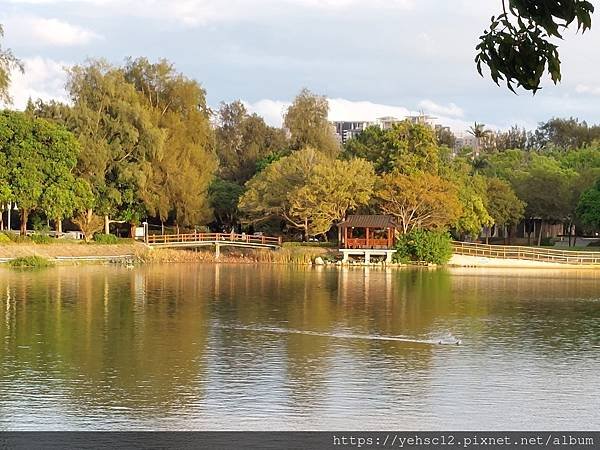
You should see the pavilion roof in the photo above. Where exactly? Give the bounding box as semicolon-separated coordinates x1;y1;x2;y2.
337;215;399;229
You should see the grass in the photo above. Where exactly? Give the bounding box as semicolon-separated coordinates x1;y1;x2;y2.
8;256;55;268
283;241;338;248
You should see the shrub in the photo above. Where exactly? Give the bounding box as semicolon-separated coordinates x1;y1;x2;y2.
31;233;53;244
9;256;55;268
0;233;12;244
93;233;119;244
393;229;453;265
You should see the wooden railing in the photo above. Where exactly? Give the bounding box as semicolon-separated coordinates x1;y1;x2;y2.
452;241;600;265
146;232;282;247
346;238;391;249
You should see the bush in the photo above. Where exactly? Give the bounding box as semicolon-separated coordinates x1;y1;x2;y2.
31;233;53;244
540;236;555;247
393;229;453;265
0;233;12;244
93;233;119;244
9;256;55;268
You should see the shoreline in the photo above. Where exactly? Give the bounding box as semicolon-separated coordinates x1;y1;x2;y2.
0;243;599;269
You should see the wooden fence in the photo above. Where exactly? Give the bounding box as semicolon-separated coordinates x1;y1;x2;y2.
146;232;282;247
452;241;600;265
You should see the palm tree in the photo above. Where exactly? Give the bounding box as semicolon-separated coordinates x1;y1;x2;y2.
468;122;491;157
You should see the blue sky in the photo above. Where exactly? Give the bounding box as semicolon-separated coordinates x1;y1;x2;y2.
2;0;600;133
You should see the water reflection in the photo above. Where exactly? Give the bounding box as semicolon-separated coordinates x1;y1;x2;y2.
0;264;598;430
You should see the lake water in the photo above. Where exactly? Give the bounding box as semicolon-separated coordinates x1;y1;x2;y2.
0;264;598;430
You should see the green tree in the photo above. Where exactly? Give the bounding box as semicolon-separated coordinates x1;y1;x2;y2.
377;170;462;234
284;89;340;158
512;155;575;245
343;121;440;174
289;158;377;238
215;101;287;184
0;111;80;235
65;59;165;235
576;180;600;231
240;148;373;239
485;177;525;243
476;0;594;92
209;178;244;230
467;122;492;156
124;57;217;231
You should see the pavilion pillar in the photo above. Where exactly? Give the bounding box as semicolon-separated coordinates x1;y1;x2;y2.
366;227;370;249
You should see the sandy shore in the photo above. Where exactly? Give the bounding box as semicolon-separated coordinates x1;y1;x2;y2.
449;253;600;269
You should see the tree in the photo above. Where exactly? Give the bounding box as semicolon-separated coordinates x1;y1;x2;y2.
289;158;376;238
377;171;462;234
124;57;218;231
64;59;165;235
533;117;600;150
343;121;440;174
284;89;340;158
209;178;244;230
485;177;525;243
240;148;374;239
576;180;600;231
476;0;594;92
0;25;23;104
0;111;80;235
215;101;287;184
240;147;329;234
512;155;575;245
468;122;492;156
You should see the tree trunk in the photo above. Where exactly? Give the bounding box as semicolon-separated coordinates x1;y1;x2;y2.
20;209;29;236
537;221;544;247
161;220;165;235
568;222;573;247
104;215;110;235
129;222;137;238
55;218;63;234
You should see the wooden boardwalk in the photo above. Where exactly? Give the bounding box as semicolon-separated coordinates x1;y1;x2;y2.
145;233;282;253
453;241;600;265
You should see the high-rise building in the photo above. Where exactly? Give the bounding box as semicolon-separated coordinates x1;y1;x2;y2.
333;121;374;144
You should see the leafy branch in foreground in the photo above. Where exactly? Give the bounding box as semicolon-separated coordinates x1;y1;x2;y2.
476;0;594;93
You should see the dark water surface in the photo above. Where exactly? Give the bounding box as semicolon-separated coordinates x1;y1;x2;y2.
0;264;598;430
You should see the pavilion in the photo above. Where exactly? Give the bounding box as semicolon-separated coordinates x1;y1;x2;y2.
337;215;399;263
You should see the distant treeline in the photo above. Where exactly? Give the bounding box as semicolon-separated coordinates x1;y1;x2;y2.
1;57;600;245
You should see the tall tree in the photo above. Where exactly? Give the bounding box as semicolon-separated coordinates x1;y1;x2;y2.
65;59;165;235
576;180;600;232
284;89;340;158
377;171;462;234
485;177;525;243
289;158;377;238
467;122;492;156
343;121;440;174
124;57;217;230
215;101;287;184
239;147;329;236
0;111;80;235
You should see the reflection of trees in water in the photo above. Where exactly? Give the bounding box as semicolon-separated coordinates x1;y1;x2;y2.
448;269;600;354
0;266;208;415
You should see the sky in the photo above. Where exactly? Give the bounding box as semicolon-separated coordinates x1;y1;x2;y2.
1;0;600;133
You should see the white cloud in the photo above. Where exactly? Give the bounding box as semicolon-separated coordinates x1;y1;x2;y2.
5;0;414;26
245;97;474;132
3;15;102;46
4;57;70;109
418;100;464;118
575;84;600;96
